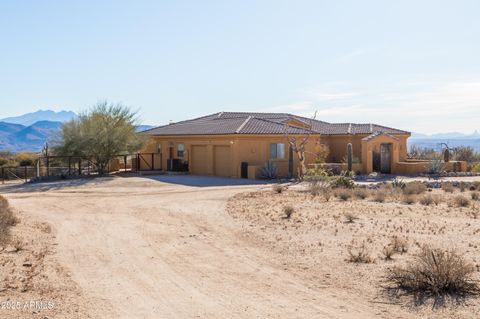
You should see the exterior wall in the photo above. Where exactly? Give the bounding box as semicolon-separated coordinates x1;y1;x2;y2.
140;132;465;177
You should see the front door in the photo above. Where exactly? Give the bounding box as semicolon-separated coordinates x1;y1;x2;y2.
380;143;392;174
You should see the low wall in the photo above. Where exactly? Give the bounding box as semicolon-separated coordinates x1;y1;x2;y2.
395;160;467;174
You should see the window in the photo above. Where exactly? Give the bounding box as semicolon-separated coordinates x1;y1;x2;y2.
269;143;285;159
177;144;185;158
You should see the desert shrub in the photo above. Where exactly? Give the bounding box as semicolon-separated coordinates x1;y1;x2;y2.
459;182;467;192
353;188;369;199
403;182;427;195
347;244;373;263
402;195;416;205
472;192;480;201
283;205;294;219
385;246;480;304
408;145;438;160
391;236;408;254
0;195;18;245
373;190;387;203
331;170;355;188
382;245;396;260
273;184;284;194
427;157;446;175
472;163;480;173
13;152;37;166
454;195;471;208
474;181;480;191
322;187;333;202
453;146;480;163
335;188;352;201
420;194;434;206
442;183;455;193
260;161;278;179
343;211;358;223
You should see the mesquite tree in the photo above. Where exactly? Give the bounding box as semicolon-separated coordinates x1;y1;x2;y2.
55;101;145;174
284;111;317;179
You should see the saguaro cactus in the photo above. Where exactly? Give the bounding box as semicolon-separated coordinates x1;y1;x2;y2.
443;148;450;162
347;143;353;172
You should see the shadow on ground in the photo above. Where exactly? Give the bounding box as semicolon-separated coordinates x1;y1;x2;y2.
141;174;270;187
0;176;113;193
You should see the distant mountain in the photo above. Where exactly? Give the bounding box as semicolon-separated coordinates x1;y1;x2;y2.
0;110;77;126
0;120;62;152
136;125;155;132
411;131;480;140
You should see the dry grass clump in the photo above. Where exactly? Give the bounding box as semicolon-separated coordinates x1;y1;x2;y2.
321;187;333;202
273;184;284;194
353;188;369;199
454;195;471;208
283;205;294;219
382;245;396;260
403;182;427;195
471;192;479;201
343;211;358;223
347;244;373;263
335;188;352;201
373;190;387;203
385;246;480;306
391;236;408;254
402;195;416;205
442;183;455;193
419;194;435;206
0;195;18;245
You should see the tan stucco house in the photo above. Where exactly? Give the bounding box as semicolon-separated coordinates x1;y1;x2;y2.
139;112;465;178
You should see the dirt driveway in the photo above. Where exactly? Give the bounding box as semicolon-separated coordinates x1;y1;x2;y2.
4;176;376;318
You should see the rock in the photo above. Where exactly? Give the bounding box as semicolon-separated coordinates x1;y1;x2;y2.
22;261;32;267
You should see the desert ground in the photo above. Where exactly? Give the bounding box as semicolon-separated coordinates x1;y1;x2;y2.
0;175;479;318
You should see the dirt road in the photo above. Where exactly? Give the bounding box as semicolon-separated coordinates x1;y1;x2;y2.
4;176;377;318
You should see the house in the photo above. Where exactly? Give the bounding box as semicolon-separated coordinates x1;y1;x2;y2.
139;112;466;178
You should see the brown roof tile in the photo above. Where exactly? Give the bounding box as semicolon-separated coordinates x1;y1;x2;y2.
142;112;410;136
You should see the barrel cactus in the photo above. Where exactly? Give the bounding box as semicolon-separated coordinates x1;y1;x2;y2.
347;143;353;172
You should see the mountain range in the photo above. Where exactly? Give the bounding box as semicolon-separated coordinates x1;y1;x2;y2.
0;110;154;153
0;110;478;153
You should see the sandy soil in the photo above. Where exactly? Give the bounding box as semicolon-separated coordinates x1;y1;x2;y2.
1;176;383;319
227;184;480;319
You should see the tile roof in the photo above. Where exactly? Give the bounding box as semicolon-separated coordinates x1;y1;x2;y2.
142;112;410;136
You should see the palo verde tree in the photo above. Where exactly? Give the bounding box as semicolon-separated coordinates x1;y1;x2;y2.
55;101;145;174
284;111;317;179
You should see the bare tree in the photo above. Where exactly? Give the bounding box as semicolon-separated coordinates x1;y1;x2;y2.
284;111;317;179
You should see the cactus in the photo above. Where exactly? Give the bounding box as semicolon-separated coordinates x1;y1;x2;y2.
347;143;353;172
444;148;450;162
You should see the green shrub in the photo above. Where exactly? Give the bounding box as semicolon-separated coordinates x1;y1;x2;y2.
331;170;355;188
260;161;278;179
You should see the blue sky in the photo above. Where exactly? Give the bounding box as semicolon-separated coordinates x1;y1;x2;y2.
0;0;479;133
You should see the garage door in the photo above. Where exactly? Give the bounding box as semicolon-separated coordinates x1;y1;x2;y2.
190;145;208;175
214;145;231;177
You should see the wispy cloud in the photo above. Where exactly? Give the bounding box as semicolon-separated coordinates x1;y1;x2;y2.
262;80;480;134
336;49;368;62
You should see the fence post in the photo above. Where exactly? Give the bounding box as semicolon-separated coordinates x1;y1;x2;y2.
78;159;82;175
124;155;127;171
137;153;140;171
46;155;50;176
68;157;71;175
24;166;27;183
151;153;154;170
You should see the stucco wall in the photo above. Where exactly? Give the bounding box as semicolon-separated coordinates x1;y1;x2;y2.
140;133;417;177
